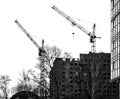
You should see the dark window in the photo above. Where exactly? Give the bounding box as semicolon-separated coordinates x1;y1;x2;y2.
70;80;73;83
70;72;73;74
62;84;65;87
75;63;78;66
69;84;74;88
70;63;73;66
63;62;65;65
75;90;77;92
62;72;66;74
70;76;73;79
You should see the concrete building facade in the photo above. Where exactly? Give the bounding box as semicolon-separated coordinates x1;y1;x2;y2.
80;53;118;99
50;53;118;99
50;58;81;99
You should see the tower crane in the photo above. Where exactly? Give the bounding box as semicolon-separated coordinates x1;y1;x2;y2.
15;19;45;56
15;19;50;94
52;5;101;53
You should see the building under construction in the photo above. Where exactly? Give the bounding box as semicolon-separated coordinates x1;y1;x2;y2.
50;52;118;99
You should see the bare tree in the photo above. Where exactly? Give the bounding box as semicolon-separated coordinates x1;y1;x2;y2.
0;75;11;99
44;45;61;69
28;45;61;97
63;52;72;58
15;69;35;93
80;53;110;99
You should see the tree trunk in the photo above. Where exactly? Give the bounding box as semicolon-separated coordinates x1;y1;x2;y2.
91;83;95;99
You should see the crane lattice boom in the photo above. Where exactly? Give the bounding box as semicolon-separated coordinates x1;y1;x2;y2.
52;5;91;36
52;5;101;53
15;19;40;49
15;19;45;56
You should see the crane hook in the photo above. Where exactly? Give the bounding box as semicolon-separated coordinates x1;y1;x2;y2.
72;32;75;40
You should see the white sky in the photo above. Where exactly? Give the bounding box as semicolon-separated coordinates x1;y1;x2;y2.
0;0;110;93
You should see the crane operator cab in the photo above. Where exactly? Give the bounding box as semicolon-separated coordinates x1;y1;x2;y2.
39;48;46;56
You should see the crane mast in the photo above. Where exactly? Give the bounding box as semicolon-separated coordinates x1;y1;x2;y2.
52;5;101;53
15;19;45;56
91;24;96;53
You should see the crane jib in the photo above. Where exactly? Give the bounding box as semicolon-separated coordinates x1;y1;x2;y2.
52;5;101;53
15;19;40;49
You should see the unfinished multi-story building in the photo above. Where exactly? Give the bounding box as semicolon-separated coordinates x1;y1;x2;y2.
80;53;118;99
50;53;118;99
50;58;81;99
